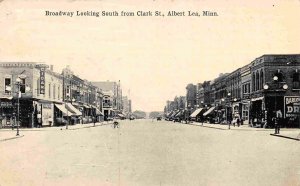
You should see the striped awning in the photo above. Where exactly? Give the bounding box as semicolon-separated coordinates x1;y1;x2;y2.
55;104;73;116
190;108;203;118
65;103;82;116
203;107;216;116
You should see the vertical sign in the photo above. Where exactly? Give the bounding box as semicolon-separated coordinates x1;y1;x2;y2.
40;67;45;94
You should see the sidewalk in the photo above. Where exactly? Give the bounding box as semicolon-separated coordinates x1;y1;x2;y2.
0;121;112;142
174;121;300;141
0;129;24;142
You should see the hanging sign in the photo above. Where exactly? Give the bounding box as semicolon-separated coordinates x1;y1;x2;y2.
40;67;45;94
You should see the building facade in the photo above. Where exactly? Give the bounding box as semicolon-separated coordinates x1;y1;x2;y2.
164;54;300;128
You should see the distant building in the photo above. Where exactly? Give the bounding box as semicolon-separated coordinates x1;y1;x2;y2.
92;81;122;109
186;84;197;109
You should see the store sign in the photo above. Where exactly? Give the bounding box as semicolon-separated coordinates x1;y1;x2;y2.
42;103;52;109
284;96;300;118
40;67;45;94
0;102;13;107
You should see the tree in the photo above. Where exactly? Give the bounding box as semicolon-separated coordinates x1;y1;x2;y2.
132;110;146;119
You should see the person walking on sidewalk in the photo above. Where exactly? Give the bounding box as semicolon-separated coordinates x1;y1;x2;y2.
237;118;240;127
93;116;96;127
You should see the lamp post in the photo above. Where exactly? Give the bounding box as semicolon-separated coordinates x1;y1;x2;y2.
14;77;30;136
227;92;231;129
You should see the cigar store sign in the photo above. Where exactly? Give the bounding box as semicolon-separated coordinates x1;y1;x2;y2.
35;64;49;94
284;96;300;118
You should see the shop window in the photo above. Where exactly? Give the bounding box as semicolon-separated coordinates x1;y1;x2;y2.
19;78;25;93
4;78;11;94
292;72;300;89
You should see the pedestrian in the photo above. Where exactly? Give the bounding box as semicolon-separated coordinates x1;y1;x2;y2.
237;118;240;127
228;117;232;130
113;118;119;129
93;116;96;127
273;117;279;134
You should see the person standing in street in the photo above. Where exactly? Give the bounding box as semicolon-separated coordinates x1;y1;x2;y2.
273;116;279;134
237;118;240;127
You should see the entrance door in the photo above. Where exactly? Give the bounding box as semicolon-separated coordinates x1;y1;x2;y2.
104;110;109;121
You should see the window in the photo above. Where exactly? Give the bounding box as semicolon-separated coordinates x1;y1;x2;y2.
260;70;264;90
252;73;256;92
292;72;300;89
58;86;60;99
4;78;11;94
37;78;40;95
256;71;260;91
49;83;51;98
53;84;56;99
20;78;25;93
274;70;284;82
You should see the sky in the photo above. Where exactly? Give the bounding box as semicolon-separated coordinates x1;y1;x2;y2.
0;0;299;112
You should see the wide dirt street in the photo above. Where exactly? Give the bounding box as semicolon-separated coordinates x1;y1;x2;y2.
0;119;299;186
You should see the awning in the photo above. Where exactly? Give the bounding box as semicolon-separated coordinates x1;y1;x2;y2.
118;114;125;117
174;110;183;117
83;105;91;109
55;104;72;116
171;111;180;117
96;108;103;116
65;103;82;116
203;107;216;116
167;111;174;117
190;108;203;118
251;96;264;102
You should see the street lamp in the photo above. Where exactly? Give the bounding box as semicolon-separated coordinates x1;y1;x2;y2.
227;92;232;129
14;76;30;136
264;75;289;131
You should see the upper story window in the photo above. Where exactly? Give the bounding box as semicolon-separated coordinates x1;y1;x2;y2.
292;71;300;89
20;78;26;93
49;83;51;98
58;86;60;99
274;70;284;82
4;78;11;94
53;84;56;99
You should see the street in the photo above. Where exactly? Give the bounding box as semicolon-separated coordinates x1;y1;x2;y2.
0;120;299;186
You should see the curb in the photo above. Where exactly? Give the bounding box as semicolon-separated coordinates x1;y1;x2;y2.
62;123;112;131
270;134;300;141
0;135;25;142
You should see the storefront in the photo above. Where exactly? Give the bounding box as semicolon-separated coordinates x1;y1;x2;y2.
203;106;216;123
250;96;264;126
241;100;250;125
35;100;54;127
0;99;15;128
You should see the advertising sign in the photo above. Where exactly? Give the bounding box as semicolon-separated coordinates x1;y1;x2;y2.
40;67;45;94
284;96;300;118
